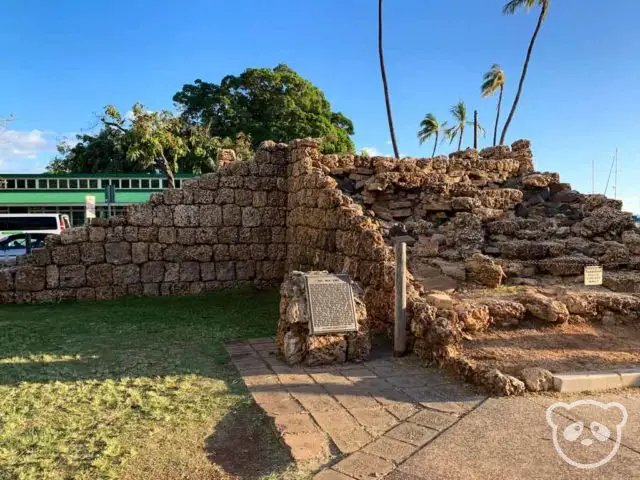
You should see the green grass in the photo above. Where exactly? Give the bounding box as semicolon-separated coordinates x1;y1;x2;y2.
0;290;296;480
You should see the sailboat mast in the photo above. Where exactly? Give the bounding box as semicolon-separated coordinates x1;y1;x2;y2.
613;148;618;200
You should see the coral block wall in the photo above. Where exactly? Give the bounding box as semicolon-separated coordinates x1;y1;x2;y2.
0;142;289;304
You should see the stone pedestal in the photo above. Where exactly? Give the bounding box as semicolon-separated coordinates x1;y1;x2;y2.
276;271;370;366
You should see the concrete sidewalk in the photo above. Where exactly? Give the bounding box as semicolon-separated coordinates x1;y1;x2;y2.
226;339;640;480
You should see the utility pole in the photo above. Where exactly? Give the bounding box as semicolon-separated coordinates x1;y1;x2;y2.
473;110;478;149
592;158;595;194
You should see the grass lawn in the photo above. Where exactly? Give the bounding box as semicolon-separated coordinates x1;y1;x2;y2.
0;290;299;480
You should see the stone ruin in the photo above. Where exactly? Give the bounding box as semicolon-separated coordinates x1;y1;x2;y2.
3;138;640;394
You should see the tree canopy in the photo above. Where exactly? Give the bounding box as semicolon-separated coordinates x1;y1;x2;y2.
173;64;355;153
49;104;252;185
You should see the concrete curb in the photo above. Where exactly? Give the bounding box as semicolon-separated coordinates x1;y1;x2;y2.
553;367;640;392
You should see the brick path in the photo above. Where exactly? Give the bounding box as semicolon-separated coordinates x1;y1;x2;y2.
225;338;487;478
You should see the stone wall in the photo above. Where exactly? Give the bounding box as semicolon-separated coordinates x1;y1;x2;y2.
0;142;289;304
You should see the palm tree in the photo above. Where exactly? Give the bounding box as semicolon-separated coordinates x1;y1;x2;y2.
378;0;400;158
481;64;506;146
499;0;550;145
447;102;468;151
417;114;447;157
446;102;486;151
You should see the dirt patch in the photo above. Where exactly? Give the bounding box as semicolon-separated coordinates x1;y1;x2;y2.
205;401;294;480
463;322;640;376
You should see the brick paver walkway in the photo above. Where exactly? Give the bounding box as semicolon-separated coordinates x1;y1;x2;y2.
227;339;640;479
225;338;487;477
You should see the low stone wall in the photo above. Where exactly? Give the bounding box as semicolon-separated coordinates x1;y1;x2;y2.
0;142;289;303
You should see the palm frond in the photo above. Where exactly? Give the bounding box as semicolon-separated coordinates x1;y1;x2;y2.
503;0;547;15
450;101;467;122
481;64;505;98
417;113;441;144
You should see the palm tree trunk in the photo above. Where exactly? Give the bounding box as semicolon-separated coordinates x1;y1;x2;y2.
493;85;503;146
432;131;438;157
499;4;546;145
378;0;400;159
457;126;463;151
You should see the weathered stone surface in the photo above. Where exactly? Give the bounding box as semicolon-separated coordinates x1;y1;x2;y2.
86;264;113;287
52;245;81;265
131;243;149;264
80;243;105;264
15;266;45;291
126;203;153;226
173;205;199;227
519;291;570;323
481;369;526;396
60;227;88;245
456;303;491;332
425;292;453;310
522;172;559;188
519;367;554;392
59;265;86;288
200;205;222;226
113;264;140;285
479;298;526;327
465;253;505;288
105;242;131;265
141;261;165;282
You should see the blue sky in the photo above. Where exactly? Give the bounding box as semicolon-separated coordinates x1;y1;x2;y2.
2;0;640;211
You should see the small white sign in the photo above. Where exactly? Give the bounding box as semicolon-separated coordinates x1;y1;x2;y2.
584;265;603;286
85;195;96;220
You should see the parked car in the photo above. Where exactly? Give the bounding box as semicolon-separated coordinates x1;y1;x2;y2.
0;233;47;265
0;213;70;235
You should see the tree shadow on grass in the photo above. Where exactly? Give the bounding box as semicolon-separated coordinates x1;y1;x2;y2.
205;401;293;480
0;290;296;479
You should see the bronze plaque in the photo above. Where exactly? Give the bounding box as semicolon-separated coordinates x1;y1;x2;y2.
305;274;358;334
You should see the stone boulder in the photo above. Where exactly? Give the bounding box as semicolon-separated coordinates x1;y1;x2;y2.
456;303;491;332
519;367;554;392
522;172;559;189
465;253;505;288
478;298;526;327
519;291;570;323
481;368;526;396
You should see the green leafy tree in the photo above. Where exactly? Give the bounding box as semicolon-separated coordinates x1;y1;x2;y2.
446;102;485;151
417;114;447;157
481;64;506;146
499;0;550;144
49;128;137;174
173;64;355;154
48;104;252;182
378;0;400;158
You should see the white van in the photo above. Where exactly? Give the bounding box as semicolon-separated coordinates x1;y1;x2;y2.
0;214;71;236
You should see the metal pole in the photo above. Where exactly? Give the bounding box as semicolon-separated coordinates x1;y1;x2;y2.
394;241;407;357
592;158;595;194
